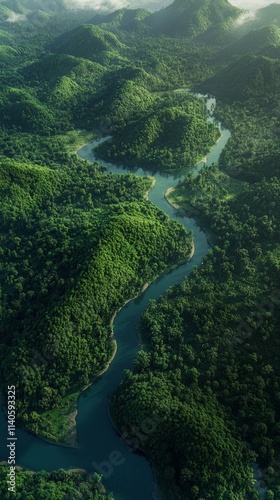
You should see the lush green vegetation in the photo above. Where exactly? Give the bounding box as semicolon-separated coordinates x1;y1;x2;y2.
148;166;280;498
0;156;191;442
144;0;242;39
221;25;280;58
96;92;220;171
254;4;280;29
50;24;126;62
112;46;280;493
0;465;112;499
1;0;280;497
216;102;280;183
200;55;280;103
104;3;280;497
93;7;151;34
111;135;280;498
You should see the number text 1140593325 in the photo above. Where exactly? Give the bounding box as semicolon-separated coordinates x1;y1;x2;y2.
7;386;16;493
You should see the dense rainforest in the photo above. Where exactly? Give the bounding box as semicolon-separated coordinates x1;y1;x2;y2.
0;465;113;499
0;156;191;443
0;0;194;452
0;0;280;498
95;91;220;170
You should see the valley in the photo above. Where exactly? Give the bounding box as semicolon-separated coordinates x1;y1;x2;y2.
0;0;280;499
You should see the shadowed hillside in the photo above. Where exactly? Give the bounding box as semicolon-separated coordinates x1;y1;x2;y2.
199;54;280;102
222;24;280;58
50;24;125;58
144;0;242;37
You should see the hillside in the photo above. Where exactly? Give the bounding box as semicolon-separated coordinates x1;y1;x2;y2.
144;0;242;38
92;7;151;33
73;76;156;131
199;54;280;103
0;156;191;442
0;27;10;42
22;54;106;112
0;0;27;13
255;3;280;28
0;4;14;21
0;0;65;13
0;88;59;133
50;24;125;60
97;92;220;171
0;44;17;62
232;3;280;40
222;24;280;58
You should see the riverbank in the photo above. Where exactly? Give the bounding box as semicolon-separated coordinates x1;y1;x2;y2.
196;155;207;166
1;390;79;449
17;158;158;449
144;176;157;200
66;241;193;450
164;187;215;248
27;173;170;449
104;235;195;500
0;95;221;496
164;187;178;208
106;406;163;500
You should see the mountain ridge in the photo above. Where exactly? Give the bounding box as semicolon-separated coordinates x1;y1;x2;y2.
144;0;243;38
50;24;125;60
221;24;280;58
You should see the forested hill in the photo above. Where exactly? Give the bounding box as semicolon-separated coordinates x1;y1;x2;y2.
50;24;125;60
0;466;112;499
144;0;242;37
199;54;280;103
255;3;280;27
1;0;280;498
0;156;191;442
91;8;151;32
222;25;280;57
0;0;66;13
96;91;220;171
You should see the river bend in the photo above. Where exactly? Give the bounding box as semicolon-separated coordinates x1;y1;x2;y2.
0;96;231;500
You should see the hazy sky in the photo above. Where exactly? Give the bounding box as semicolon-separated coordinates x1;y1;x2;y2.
230;0;280;11
64;0;128;9
63;0;280;11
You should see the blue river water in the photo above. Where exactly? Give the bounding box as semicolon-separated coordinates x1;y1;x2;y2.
0;97;233;499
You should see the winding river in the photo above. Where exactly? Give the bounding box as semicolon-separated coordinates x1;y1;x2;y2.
0;97;232;499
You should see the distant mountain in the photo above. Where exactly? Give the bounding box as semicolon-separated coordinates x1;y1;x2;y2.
50;24;125;60
199;54;280;102
222;25;280;58
1;0;27;13
255;3;280;28
91;8;151;33
0;4;15;21
0;0;65;13
232;3;280;40
144;0;242;38
127;0;170;11
0;0;91;27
